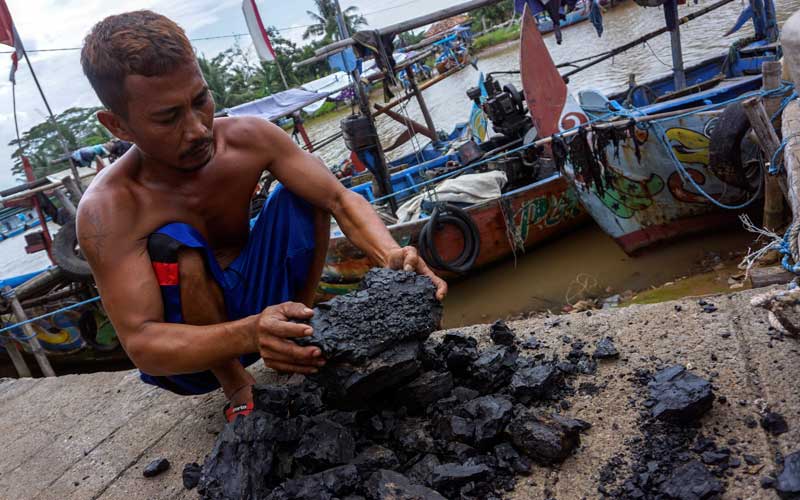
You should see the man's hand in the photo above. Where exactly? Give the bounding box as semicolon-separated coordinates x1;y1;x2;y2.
253;302;325;374
386;246;448;300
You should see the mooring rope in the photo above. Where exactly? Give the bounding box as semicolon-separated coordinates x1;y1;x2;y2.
0;295;101;341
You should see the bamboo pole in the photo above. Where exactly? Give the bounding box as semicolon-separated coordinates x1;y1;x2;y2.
3;286;55;377
3;337;31;377
742;96;784;231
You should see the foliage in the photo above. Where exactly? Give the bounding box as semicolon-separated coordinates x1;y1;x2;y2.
395;29;427;49
472;24;521;51
8;107;110;181
471;0;516;30
303;0;367;42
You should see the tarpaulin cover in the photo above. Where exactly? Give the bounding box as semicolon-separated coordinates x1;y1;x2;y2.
225;88;331;121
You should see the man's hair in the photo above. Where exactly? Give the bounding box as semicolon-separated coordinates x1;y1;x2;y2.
81;10;195;115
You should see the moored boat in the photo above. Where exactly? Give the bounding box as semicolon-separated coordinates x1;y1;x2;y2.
520;0;781;253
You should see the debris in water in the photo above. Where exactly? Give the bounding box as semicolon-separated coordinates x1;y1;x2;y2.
143;457;170;478
593;337;619;359
648;365;714;423
776;451;800;499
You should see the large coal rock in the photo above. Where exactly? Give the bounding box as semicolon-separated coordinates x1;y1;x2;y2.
507;409;590;464
777;451;800;499
648;365;714;423
468;346;518;393
296;269;442;364
199;411;280;500
293;418;355;470
460;395;514;448
396;370;454;412
510;362;563;403
430;463;493;494
660;460;723;500
265;465;360;500
365;469;447;500
352;445;400;475
318;341;422;402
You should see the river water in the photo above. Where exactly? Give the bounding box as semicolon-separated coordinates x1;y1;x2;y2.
306;0;800;327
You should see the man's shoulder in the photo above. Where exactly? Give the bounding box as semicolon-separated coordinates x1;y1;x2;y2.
77;163;136;227
215;116;281;149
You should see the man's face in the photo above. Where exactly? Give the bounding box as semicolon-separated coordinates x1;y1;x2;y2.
119;62;216;171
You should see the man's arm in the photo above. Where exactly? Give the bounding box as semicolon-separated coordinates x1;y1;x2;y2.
76;191;321;376
246;119;448;299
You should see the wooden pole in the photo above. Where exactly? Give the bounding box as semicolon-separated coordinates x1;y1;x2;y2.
2;336;32;377
406;70;437;139
742;96;784;231
53;188;76;218
61;176;84;205
376;106;437;141
3;286;55;377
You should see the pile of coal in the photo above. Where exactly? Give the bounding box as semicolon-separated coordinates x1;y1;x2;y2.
600;366;726;499
195;270;595;500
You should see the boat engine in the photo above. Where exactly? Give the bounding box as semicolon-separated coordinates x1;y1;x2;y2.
467;75;532;142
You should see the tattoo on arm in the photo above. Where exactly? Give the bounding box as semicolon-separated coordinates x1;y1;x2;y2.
81;211;108;264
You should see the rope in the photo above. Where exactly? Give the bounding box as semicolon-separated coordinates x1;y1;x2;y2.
0;296;101;339
769;133;800;175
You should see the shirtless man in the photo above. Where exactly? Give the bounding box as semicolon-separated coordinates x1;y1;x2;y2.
76;11;446;421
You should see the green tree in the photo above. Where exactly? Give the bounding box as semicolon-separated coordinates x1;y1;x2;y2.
303;0;367;42
8;107;110;181
471;0;515;29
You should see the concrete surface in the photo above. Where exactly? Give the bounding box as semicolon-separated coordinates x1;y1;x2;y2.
0;286;798;499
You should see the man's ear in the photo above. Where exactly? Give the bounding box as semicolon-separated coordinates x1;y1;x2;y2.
97;110;134;142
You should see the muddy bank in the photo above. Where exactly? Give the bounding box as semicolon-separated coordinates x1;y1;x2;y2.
0;286;798;499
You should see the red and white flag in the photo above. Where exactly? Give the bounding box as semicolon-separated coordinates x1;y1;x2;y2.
0;0;23;83
242;0;276;62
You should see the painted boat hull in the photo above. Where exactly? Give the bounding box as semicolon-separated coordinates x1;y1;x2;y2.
562;112;756;254
319;173;589;297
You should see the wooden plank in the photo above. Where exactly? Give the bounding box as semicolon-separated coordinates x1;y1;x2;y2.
782;101;800;216
742;96;784;231
749;265;796;288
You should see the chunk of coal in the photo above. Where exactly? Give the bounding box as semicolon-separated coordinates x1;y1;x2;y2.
398;371;454;412
394;418;436;454
761;411;789;436
507;409;589;464
468;346;518;393
777;451;800;499
407;454;441;486
352;445;400;474
490;320;516;345
510;363;563;403
143;457;170;478
295;269;442;363
266;465;360;500
430;463;492;493
648;365;714;423
460;395;513;448
294;419;355;470
593;337;619;359
521;337;542;350
660;460;723;500
319;341;422;402
438;332;479;375
182;462;202;490
435;415;475;443
199;412;279;500
365;469;447;500
494;443;531;475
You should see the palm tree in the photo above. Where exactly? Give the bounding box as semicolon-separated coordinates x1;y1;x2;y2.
303;0;367;42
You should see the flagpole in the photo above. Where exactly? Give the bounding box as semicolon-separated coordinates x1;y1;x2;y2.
19;44;82;185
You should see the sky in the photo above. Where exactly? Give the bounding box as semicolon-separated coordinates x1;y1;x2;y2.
0;0;456;189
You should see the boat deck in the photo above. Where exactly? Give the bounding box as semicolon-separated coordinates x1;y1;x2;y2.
1;286;798;499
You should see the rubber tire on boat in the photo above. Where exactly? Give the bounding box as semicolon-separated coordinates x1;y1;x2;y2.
708;102;757;190
418;203;480;274
52;218;94;282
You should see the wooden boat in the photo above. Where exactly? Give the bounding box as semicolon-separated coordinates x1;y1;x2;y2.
320;170;588;295
535;0;591;34
520;0;780;253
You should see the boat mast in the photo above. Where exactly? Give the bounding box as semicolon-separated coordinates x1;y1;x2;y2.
333;0;398;213
666;0;686;91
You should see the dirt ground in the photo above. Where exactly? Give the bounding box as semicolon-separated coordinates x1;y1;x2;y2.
0;285;797;499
